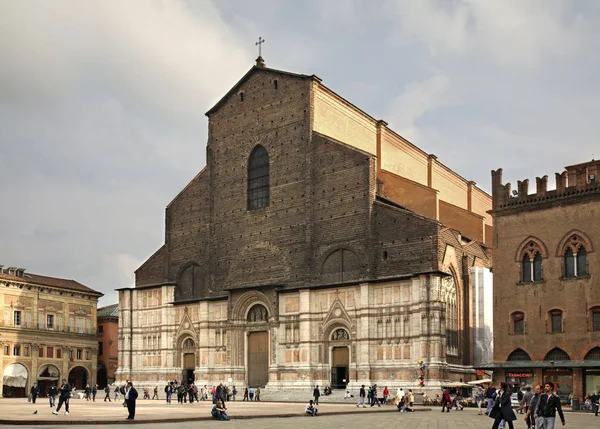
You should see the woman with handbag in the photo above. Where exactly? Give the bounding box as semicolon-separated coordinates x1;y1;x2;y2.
490;382;517;429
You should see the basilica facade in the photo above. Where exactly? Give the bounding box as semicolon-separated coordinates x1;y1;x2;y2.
116;58;493;394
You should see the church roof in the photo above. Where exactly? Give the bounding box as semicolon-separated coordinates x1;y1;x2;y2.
205;62;320;116
0;269;103;296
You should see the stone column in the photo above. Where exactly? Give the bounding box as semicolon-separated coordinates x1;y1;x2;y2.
354;283;371;386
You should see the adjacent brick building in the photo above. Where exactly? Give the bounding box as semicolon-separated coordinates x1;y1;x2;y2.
0;265;102;397
490;160;600;401
97;304;118;387
117;57;493;394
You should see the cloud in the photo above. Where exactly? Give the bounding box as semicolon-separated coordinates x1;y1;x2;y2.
385;0;582;67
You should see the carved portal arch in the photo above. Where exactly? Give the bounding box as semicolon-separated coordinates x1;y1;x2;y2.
232;290;274;322
330;327;350;341
247;304;269;323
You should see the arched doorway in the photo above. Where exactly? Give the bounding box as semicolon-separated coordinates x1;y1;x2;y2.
247;304;269;388
68;366;89;391
181;337;196;384
2;363;28;398
330;328;350;389
97;363;107;388
38;364;60;396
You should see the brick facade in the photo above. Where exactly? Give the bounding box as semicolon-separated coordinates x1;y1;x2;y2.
490;160;600;401
118;59;492;394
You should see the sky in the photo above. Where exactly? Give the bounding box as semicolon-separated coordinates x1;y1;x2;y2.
1;0;599;305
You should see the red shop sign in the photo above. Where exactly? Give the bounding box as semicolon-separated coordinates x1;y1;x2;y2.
508;373;532;378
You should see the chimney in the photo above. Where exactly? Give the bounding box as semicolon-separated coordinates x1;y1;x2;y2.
536;175;548;195
556;171;568;192
517;179;529;197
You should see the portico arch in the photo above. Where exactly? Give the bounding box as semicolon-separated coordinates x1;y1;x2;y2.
2;363;28;398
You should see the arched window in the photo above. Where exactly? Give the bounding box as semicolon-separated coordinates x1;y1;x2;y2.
247;145;270;210
442;276;458;356
560;233;590;278
549;310;563;333
321;248;360;282
176;264;203;301
519;240;545;283
507;348;532;362
544;347;570;361
512;312;525;335
585;347;600;360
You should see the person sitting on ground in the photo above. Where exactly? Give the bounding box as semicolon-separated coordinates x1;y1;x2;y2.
211;399;229;421
306;399;318;416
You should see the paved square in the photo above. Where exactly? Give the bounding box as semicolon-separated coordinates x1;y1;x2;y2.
0;398;596;428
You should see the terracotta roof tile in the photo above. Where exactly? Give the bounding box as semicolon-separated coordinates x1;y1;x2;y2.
0;271;103;296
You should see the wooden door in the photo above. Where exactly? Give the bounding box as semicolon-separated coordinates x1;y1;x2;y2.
331;347;349;389
247;332;268;387
183;353;195;369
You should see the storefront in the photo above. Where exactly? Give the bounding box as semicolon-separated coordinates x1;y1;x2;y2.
543;368;573;401
584;369;600;396
505;370;533;392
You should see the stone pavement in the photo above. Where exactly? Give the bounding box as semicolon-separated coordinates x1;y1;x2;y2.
0;398;597;428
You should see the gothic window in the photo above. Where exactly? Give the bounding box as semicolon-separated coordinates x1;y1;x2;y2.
507;348;532;362
544;347;570;361
549;310;563;333
331;328;350;341
442;276;458;356
512;312;524;335
247;145;270;210
562;234;589;278
321;248;360;283
585;347;600;360
247;304;268;323
520;240;544;282
176;264;203;301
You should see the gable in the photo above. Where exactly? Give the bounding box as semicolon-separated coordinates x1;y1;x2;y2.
205;65;314;117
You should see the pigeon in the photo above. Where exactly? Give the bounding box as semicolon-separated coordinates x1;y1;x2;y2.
33;410;38;414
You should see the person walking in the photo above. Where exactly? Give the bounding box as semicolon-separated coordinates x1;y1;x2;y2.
356;384;366;408
103;385;111;402
408;389;414;407
475;387;485;415
243;387;248;401
256;386;261;401
534;381;566;429
48;383;57;408
313;385;320;405
490;382;517;429
232;386;237;401
485;384;496;415
92;384;97;402
30;383;39;404
164;383;173;404
84;384;91;401
441;389;452;412
52;379;71;416
125;381;138;420
524;385;542;429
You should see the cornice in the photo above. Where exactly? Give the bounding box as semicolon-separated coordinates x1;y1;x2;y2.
0;279;100;301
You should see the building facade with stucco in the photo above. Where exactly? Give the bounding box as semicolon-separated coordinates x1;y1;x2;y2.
0;266;102;397
117;58;493;395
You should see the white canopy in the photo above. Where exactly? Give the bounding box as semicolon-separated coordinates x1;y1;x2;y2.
3;363;28;388
39;364;60;379
468;378;493;385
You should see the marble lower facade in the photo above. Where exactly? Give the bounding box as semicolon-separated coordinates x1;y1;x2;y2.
117;273;477;396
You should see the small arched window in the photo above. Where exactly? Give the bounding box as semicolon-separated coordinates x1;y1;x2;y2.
512;312;524;335
247;145;270;210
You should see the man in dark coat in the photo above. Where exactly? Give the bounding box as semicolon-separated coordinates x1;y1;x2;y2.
490;382;517;429
52;379;71;415
313;385;320;405
48;383;58;408
125;381;138;420
30;383;39;404
534;381;565;428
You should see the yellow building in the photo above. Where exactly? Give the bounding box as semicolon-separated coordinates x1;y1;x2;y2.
0;266;102;398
